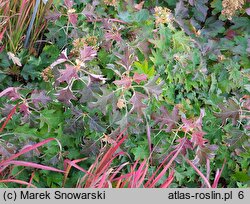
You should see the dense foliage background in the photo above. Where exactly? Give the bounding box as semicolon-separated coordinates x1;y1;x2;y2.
0;0;249;188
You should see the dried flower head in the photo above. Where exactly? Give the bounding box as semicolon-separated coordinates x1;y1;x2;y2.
73;38;86;49
67;8;76;14
154;6;173;25
41;67;54;82
85;36;98;46
103;0;117;6
222;0;245;20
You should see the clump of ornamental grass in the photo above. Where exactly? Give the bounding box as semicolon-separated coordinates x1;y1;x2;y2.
0;0;53;54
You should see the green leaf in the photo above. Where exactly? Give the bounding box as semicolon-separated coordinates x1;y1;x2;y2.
131;145;149;160
232;172;250;182
211;0;223;15
21;56;42;80
134;9;149;22
40;45;60;67
40;108;64;132
134;60;155;78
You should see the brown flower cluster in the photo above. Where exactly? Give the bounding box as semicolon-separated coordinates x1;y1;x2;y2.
154;6;173;25
41;67;54;82
103;0;117;6
222;0;245;20
71;36;98;56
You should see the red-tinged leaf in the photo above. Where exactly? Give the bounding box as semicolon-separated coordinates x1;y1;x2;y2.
182;109;205;132
0;87;21;101
45;10;61;21
181;118;194;132
31;90;51;108
159;170;174;188
115;47;136;71
185;158;211;188
193;144;218;165
80;46;97;62
225;29;236;40
88;73;106;85
241;95;250;110
3;160;64;173
191;131;208;147
113;75;132;88
68;13;78;26
57;64;79;84
172;137;193;156
214;99;240;126
82;3;96;20
0;179;36;188
19;103;30;117
56;87;77;105
212;159;226;188
1;104;15;117
89;86;116;115
152;106;180;132
133;73;147;84
129;91;148;116
0;105;17;133
0;138;58;165
143;75;164;98
50;49;68;68
104;31;122;42
64;0;73;8
134;1;144;11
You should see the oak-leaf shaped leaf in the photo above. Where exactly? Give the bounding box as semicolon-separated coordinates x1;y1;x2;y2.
56;87;77;105
152;105;180;132
31;90;51;108
182;109;205;132
0;87;21;101
64;0;73;8
113;75;132;88
68;13;78;26
57;64;79;84
129;91;148;116
80;46;97;62
89;87;116;115
115;47;136;71
133;73;147;84
214;99;240;126
143;75;164;98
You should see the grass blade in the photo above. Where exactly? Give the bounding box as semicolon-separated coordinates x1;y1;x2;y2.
3;160;64;173
185;158;211;188
0;179;36;188
0;138;58;165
